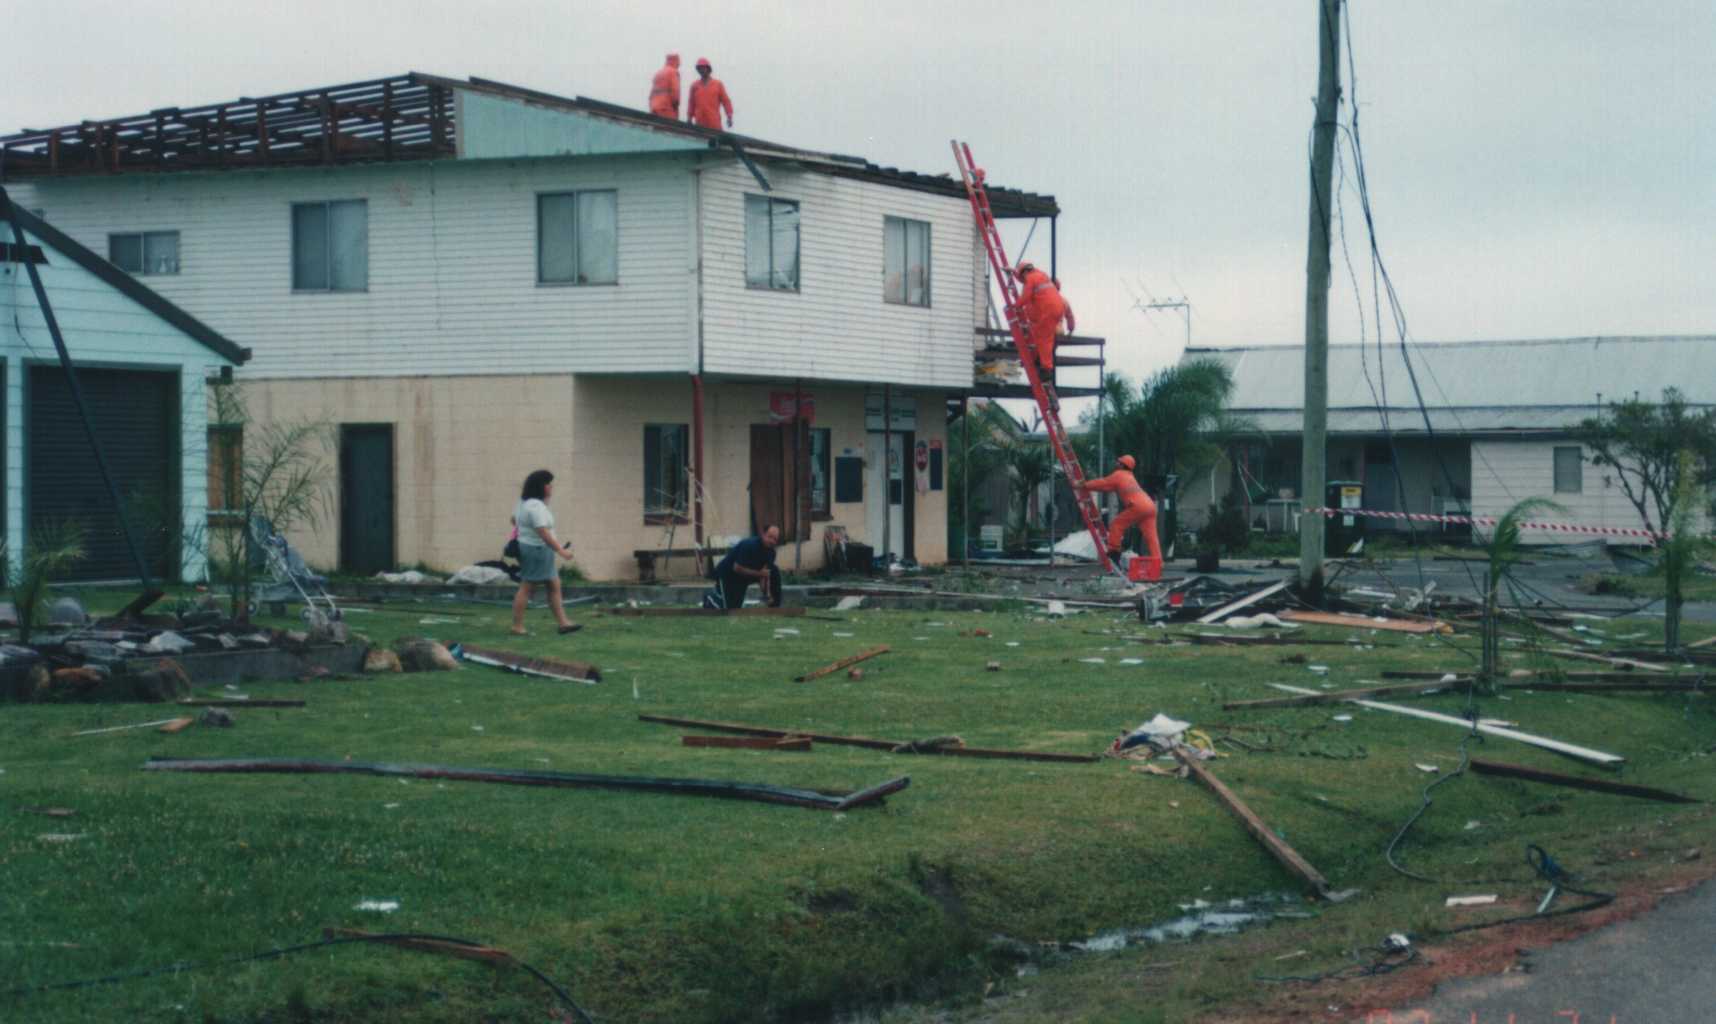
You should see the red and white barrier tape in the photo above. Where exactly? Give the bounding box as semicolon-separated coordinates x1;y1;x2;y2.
1305;506;1666;541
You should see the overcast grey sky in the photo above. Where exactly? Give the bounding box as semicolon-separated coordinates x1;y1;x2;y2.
6;1;1713;390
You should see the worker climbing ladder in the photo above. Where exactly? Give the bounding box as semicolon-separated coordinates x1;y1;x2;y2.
951;141;1118;576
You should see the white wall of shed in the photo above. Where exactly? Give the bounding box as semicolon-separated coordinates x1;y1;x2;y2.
696;161;982;389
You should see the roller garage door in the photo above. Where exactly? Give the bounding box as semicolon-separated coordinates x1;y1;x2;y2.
29;366;179;581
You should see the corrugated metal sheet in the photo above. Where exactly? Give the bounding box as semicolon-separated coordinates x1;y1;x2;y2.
1187;337;1716;433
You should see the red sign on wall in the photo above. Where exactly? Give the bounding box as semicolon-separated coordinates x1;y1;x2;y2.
768;392;816;424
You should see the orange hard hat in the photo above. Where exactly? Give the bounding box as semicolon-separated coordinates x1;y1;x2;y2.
1014;260;1036;276
1117;455;1136;470
695;57;712;69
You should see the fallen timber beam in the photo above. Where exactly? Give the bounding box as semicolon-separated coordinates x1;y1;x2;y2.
178;699;306;708
1170;748;1332;896
1195;579;1290;625
637;714;1098;764
71;717;188;737
454;642;601;683
1223;680;1463;710
1469;758;1702;804
1278;610;1449;634
603;606;806;618
683;735;812;751
1380;670;1700;693
142;757;907;812
795;645;890;683
1543;648;1671;673
1269;684;1625;767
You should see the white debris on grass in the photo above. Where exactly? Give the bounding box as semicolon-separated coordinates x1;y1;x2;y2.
354;900;400;913
1415;763;1440;774
1445;894;1497;907
833;631;855;638
1079;657;1107;664
773;628;800;636
834;596;865;611
37;834;87;843
1119;658;1145;666
1332;714;1353;723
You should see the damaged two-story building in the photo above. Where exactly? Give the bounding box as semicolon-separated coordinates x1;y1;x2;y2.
2;73;1092;581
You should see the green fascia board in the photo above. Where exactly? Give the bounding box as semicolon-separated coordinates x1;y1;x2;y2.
458;90;707;160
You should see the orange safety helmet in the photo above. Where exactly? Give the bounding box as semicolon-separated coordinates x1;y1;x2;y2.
695;57;712;69
1117;455;1136;470
1014;260;1036;277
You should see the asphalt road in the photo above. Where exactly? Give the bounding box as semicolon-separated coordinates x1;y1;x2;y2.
1398;877;1716;1022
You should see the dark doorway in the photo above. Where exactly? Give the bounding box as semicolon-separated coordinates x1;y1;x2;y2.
28;366;178;581
749;422;810;541
339;424;394;574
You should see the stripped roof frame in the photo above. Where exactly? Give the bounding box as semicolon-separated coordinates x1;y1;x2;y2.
1;72;1058;217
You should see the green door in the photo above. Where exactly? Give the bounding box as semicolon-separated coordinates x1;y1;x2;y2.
339;424;394;574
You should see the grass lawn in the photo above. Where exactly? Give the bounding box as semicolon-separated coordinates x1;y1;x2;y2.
3;591;1713;1022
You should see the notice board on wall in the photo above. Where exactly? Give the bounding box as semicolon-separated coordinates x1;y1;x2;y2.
834;455;864;504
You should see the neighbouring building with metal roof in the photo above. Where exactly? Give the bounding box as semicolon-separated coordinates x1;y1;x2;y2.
1177;336;1716;545
1;73;1097;580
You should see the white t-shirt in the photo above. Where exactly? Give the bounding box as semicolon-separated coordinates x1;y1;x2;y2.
514;498;554;548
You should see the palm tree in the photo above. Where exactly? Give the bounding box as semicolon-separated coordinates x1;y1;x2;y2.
1482;497;1566;681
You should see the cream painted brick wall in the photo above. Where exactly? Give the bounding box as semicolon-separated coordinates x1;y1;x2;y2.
238;374;575;572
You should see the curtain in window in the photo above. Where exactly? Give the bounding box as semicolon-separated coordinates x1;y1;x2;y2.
770;201;799;289
144;232;179;275
292;205;328;290
905;220;929;305
577;191;618;284
328;200;368;291
883;218;906;303
744;195;772;287
538;194;577;283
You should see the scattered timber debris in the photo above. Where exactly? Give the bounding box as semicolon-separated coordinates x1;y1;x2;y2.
157;717;196;734
1170;747;1334;898
1469;758;1701;804
795;645;890;683
1268;684;1625;766
452;642;601;683
322;928;513;965
178;698;306;708
1196;580;1290;625
1278;610;1450;634
891;735;964;754
70;717;191;737
142;756;907;812
639;714;1097;763
682;735;812;752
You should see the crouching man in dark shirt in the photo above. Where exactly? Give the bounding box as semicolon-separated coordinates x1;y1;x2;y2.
705;525;782;610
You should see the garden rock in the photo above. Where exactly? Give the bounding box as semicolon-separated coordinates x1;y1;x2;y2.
145;631;195;655
130;659;191;702
364;648;404;673
393;636;458;673
48;597;90;626
309;619;350;645
50;666;107;696
198;707;236;728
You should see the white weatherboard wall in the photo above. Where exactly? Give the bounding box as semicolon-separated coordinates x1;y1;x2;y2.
1470;439;1650;544
13;154;697;379
1;220;235;578
698;161;982;388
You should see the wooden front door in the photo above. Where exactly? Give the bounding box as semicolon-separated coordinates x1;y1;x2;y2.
749;423;810;540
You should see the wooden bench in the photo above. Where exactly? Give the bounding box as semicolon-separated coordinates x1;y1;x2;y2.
631;547;708;583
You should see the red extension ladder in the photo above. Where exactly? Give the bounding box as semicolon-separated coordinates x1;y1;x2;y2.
952;141;1117;576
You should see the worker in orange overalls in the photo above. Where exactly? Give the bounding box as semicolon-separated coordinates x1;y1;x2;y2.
1012;262;1074;402
686;57;733;130
1077;454;1161;565
649;53;682;119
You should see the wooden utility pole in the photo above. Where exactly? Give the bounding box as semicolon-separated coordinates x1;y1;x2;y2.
1298;0;1342;597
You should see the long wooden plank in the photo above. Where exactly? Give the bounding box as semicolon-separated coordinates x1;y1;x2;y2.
1195;580;1290;624
455;642;601;683
1170;748;1331;896
603;606;806;618
683;735;812;751
143;756;907;812
638;714;1099;764
178;699;307;708
71;717;185;737
1469;758;1701;804
1381;671;1699;693
1278;609;1446;634
1223;680;1462;710
1545;648;1670;673
795;645;890;683
1268;684;1625;766
323;928;514;964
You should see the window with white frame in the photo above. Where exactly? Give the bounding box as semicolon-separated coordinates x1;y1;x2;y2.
538;190;618;285
1553;446;1584;494
883;216;930;306
291;200;367;292
643;423;690;522
110;231;180;275
745;194;799;290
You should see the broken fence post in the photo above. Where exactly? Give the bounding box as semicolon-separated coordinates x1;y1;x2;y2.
1170;747;1332;897
795;645;890;683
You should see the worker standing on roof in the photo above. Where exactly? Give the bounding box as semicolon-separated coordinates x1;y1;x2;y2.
649;53;682;119
1077;455;1161;567
1013;261;1072;402
686;57;733;130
